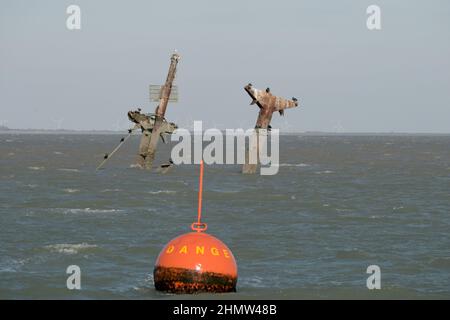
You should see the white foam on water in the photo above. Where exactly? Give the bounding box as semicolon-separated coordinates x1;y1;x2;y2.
148;190;176;195
315;170;334;174
129;164;141;168
25;184;38;188
28;166;45;171
239;276;267;288
0;258;27;273
53;151;64;155
63;188;80;193
133;274;155;293
101;188;122;193
60;208;123;214
58;168;80;172
279;163;311;167
143;273;154;284
44;243;98;255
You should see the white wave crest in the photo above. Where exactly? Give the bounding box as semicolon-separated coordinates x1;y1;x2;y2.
61;208;123;214
58;168;80;172
28;166;45;171
45;243;98;255
0;258;27;273
279;163;311;167
148;190;176;195
101;189;122;193
239;276;267;288
315;170;334;174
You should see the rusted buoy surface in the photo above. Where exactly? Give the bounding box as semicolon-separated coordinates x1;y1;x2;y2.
154;232;237;294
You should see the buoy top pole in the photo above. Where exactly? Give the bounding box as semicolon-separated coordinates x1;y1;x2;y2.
197;160;204;223
191;160;207;232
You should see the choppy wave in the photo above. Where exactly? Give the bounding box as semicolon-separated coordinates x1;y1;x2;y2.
238;276;267;288
335;249;370;259
58;168;80;172
44;243;98;255
28;166;45;171
132;273;155;294
279;163;311;167
101;188;122;193
335;208;353;213
63;188;80;193
0;258;27;273
2;134;450;299
315;170;334;174
210;188;240;194
429;257;450;268
53;151;63;155
148;190;176;195
59;208;123;214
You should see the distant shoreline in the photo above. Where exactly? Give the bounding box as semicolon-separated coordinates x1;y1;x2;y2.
1;128;449;136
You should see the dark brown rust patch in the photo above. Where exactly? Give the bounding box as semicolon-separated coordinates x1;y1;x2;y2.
154;266;237;294
244;83;298;130
242;83;299;174
130;53;180;169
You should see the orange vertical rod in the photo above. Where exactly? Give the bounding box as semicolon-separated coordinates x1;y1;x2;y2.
197;160;204;224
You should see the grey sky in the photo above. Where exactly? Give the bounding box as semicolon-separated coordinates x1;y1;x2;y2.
1;0;449;132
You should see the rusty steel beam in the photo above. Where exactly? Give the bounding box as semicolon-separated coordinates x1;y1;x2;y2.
242;83;299;174
131;53;180;169
156;53;180;118
97;53;180;171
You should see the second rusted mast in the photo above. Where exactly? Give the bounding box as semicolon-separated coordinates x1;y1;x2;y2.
242;83;299;174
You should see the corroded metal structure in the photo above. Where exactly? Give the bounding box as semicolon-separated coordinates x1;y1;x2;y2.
96;53;180;171
134;53;180;169
242;83;299;174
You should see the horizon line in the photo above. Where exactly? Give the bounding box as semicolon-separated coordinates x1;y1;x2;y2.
1;127;450;136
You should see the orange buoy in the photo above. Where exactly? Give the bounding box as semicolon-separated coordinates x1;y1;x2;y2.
154;232;238;293
153;161;238;293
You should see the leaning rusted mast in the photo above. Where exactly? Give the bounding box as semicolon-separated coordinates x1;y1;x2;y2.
242;83;299;174
137;53;180;169
157;53;180;118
